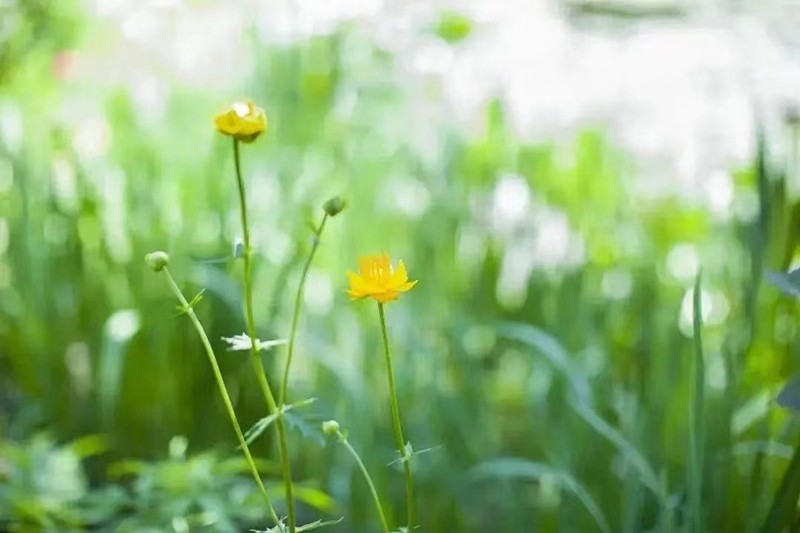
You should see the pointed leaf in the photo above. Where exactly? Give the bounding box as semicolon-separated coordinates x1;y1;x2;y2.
296;518;344;532
284;409;325;446
766;269;800;297
252;517;343;533
240;413;280;448
471;458;611;533
777;373;800;410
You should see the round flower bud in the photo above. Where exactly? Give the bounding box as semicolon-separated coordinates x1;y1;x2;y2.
145;251;170;272
214;99;267;143
322;420;340;436
323;196;346;217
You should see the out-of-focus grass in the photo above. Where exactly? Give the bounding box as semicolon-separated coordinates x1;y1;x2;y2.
2;3;800;533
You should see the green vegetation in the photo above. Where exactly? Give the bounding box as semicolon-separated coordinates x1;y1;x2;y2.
3;3;800;532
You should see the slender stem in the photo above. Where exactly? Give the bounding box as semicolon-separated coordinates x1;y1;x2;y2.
162;268;281;526
233;138;296;533
377;302;414;529
337;430;390;532
689;273;705;533
280;213;329;405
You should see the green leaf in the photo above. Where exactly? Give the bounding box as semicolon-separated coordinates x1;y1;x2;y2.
471;458;611;533
777;373;800;410
284;411;325;446
496;321;591;404
283;398;324;445
570;401;663;499
240;413;280;449
729;441;793;461
242;399;319;448
761;444;800;533
293;486;337;514
252;517;343;533
174;289;205;316
766;269;800;297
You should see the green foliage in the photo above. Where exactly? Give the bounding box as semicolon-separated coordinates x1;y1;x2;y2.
3;2;800;532
0;434;121;531
0;0;82;87
109;436;275;532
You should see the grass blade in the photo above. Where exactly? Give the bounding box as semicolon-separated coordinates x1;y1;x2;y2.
496;321;592;405
471;457;612;533
688;272;706;532
761;444;800;533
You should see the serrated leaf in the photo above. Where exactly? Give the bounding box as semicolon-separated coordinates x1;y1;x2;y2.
296;518;344;531
284;409;325;446
252;517;343;533
240;399;318;448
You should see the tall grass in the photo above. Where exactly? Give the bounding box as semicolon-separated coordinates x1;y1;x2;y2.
2;10;800;533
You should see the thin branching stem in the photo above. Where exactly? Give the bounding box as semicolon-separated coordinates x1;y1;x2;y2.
161;267;281;526
233;138;296;533
280;213;329;405
336;430;390;532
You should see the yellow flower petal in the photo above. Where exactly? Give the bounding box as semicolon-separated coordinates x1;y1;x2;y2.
214;99;267;142
347;254;416;304
397;280;417;292
390;260;409;286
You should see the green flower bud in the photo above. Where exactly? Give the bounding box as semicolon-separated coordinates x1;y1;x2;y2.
323;196;347;217
322;420;340;436
145;251;170;272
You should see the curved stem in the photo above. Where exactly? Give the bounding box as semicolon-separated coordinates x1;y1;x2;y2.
337;431;390;532
280;213;329;405
233;138;296;533
377;302;414;529
162;268;281;526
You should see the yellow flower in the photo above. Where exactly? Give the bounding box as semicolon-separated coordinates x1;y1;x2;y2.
214;99;267;143
347;254;417;304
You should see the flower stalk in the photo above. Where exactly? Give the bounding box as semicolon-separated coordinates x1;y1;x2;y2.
154;263;281;527
377;302;414;530
323;420;390;533
279;212;329;406
232;138;296;533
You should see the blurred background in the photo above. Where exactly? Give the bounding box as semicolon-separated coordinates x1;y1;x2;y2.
3;0;800;531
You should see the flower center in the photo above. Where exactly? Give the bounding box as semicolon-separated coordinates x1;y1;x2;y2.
233;102;250;117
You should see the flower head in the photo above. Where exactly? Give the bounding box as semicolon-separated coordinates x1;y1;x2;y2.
347;254;417;304
145;251;170;272
322;195;347;217
214;99;267;143
321;420;340;436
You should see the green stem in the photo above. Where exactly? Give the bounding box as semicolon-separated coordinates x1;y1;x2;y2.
233;138;296;533
162;267;281;526
337;430;390;532
377;302;414;529
689;273;705;533
280;213;329;405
